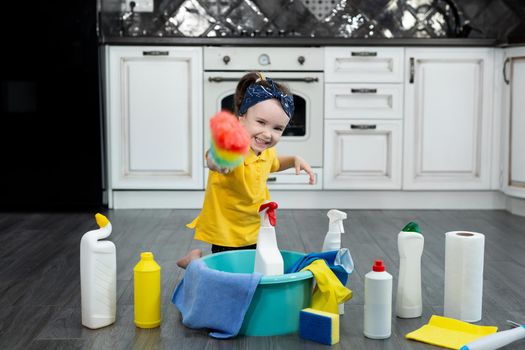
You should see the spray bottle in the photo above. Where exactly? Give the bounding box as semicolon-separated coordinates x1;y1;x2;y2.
322;209;347;314
396;222;424;318
322;209;347;251
80;213;116;329
254;202;284;276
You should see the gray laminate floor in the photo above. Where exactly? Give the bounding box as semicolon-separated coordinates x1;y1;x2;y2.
1;209;525;349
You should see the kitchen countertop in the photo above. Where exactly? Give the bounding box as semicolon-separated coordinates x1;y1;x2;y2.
100;36;502;47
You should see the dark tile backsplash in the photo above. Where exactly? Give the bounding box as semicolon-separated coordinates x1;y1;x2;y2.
100;0;525;42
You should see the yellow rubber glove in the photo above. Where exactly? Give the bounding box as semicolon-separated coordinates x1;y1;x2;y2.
301;259;352;314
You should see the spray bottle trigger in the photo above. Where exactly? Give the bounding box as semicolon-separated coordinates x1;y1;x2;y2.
259;202;278;227
327;209;347;234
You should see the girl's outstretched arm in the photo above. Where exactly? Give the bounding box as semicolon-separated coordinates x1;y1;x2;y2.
277;155;315;184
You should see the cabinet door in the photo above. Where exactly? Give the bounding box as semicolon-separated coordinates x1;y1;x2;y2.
324;120;402;189
502;47;525;197
404;48;494;190
106;46;203;189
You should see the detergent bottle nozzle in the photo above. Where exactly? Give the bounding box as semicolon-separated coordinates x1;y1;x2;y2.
327;209;347;234
259;202;278;227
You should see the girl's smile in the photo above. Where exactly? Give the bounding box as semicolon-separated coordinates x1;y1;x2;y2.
238;99;289;155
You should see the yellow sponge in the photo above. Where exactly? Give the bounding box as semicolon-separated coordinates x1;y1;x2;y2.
299;308;339;345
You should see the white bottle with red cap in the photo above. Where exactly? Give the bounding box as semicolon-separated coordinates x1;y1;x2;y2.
364;260;392;339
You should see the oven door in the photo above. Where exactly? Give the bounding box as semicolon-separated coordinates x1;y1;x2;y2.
203;71;323;176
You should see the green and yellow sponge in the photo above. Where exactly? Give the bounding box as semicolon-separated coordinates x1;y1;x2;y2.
299;308;339;345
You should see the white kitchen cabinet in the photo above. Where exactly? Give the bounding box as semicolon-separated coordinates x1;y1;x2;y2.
105;46;203;191
403;48;494;190
324;120;402;189
502;46;525;198
324;47;404;189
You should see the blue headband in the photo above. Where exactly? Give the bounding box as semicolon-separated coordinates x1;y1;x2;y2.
238;77;294;119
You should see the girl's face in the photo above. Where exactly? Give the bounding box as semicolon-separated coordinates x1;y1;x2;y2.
239;99;290;154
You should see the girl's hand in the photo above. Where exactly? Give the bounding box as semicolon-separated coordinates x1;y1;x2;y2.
294;156;315;185
206;150;231;174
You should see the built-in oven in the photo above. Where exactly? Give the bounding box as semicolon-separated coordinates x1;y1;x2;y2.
203;47;324;189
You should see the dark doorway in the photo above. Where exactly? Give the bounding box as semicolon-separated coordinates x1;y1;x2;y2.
0;1;103;210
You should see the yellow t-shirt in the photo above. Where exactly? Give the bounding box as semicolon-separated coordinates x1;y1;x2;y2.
187;147;280;247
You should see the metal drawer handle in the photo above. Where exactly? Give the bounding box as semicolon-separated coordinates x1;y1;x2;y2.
208;77;319;83
351;88;377;94
267;177;277;182
503;57;510;85
351;124;377;130
142;51;169;56
276;77;319;83
409;57;415;84
351;51;377;57
208;77;239;82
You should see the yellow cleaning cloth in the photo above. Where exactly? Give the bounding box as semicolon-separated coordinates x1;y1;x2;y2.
300;259;352;314
406;315;498;349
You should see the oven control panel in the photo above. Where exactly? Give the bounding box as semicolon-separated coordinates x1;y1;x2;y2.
204;47;323;71
258;53;271;66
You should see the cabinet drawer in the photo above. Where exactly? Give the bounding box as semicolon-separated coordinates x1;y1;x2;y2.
205;168;322;190
323;120;402;189
325;47;404;83
325;83;403;119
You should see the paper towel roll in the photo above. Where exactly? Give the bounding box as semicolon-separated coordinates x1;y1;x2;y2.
443;231;485;322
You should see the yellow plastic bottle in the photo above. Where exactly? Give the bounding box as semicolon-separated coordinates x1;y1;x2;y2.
133;252;161;328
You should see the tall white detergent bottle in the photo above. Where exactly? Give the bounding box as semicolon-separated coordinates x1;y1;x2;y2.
80;213;116;329
254;202;284;276
396;222;424;318
321;209;347;314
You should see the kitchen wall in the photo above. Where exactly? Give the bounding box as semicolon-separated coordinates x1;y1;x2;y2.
101;0;525;42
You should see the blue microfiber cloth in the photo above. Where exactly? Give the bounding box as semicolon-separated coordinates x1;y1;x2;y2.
286;248;354;285
172;259;262;339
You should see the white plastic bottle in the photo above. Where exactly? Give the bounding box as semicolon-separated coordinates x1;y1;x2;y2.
321;209;347;314
396;222;424;318
364;260;392;339
254;202;284;276
80;213;116;329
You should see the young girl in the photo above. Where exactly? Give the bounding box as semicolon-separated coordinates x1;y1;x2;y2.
177;72;314;267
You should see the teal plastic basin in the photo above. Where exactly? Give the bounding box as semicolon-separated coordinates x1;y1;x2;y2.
201;250;313;336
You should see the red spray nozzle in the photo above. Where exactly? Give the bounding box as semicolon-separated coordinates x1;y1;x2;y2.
372;260;386;272
259;202;278;226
